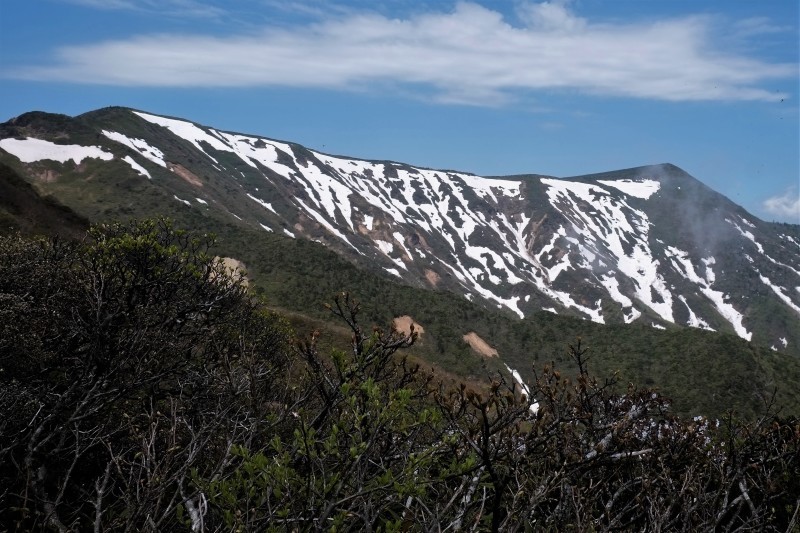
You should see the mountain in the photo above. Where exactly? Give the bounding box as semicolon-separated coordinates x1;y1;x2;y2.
0;161;88;237
1;106;799;417
2;106;798;346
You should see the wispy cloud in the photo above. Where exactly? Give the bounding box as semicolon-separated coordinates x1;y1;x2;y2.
763;188;800;222
731;16;793;38
14;1;797;105
62;0;227;18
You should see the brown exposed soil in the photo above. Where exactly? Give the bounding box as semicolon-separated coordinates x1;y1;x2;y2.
167;163;203;187
217;256;248;286
392;315;424;337
357;215;374;235
35;169;60;183
424;269;440;287
462;332;498;358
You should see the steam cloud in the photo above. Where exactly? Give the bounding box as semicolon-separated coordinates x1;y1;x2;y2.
763;188;800;222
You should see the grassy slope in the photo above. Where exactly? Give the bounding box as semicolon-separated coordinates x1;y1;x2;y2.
0;162;89;237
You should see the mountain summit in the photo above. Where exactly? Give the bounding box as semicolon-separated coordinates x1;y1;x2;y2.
1;106;798;353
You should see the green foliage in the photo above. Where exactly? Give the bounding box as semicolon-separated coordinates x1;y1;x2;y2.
213;227;800;419
201;294;452;530
0;220;798;531
202;300;800;531
0;219;292;531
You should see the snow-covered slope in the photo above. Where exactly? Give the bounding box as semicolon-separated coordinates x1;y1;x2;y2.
2;107;798;353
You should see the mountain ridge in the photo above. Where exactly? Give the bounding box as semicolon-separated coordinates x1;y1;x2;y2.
1;105;800;418
1;106;798;351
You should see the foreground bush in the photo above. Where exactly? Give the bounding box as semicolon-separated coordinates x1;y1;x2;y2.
204;301;800;531
0;220;292;531
1;220;798;532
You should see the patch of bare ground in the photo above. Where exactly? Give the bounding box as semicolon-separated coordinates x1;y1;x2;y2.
167;162;203;187
462;332;498;357
392;315;424;337
217;256;248;286
34;169;60;182
424;268;440;287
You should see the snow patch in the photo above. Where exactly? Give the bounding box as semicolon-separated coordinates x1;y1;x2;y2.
247;193;278;214
296;198;360;253
504;364;538;413
102;130;166;167
0;137;113;164
726;218;764;254
375;240;393;255
666;247;751;340
173;195;191;207
541;178;673;322
597;178;661;199
393;232;414;260
677;295;714;331
134;111;224;164
599;274;640;323
758;273;800;315
780;234;800;249
122;155;151;179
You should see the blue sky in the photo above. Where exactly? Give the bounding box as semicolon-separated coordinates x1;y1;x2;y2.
1;0;798;222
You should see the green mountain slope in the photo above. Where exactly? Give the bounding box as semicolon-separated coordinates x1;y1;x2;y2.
210;223;800;419
0;161;89;237
0;107;798;419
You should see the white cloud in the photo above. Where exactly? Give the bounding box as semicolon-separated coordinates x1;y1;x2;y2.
731;16;793;37
64;0;139;9
62;0;226;18
763;188;800;222
516;0;586;32
12;1;796;105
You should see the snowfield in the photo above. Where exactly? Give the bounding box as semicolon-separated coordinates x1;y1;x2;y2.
0;137;113;164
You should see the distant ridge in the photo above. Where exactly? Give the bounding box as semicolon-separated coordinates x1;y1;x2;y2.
1;105;799;418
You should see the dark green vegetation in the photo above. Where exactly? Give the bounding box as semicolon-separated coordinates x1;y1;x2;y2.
1;220;798;531
0;152;798;420
1;106;799;421
238;227;800;420
0;162;88;237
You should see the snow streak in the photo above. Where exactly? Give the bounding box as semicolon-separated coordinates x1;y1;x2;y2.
123;110;797;342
